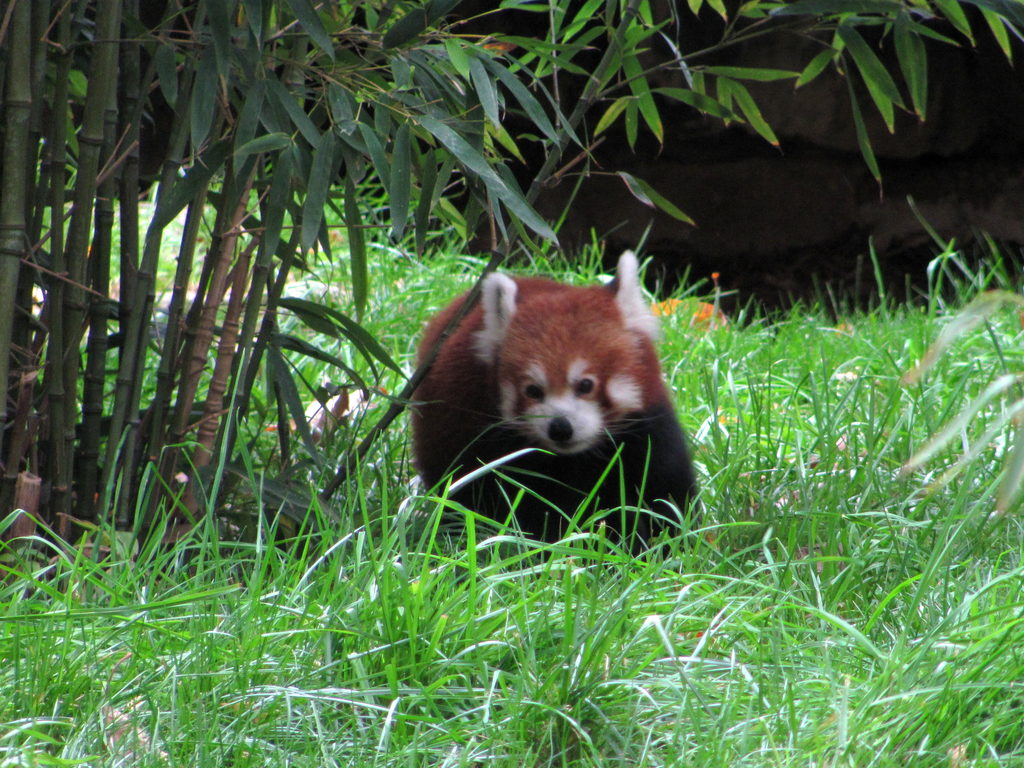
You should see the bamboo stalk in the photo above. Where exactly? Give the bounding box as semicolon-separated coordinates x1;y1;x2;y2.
238;226;301;425
145;189;207;462
157;182;243;518
234;154;296;422
14;0;51;410
169;180;247;449
194;238;256;467
0;0;34;513
99;59;192;518
77;70;120;520
26;0;50;248
114;0;143;527
56;0;122;519
39;1;73;528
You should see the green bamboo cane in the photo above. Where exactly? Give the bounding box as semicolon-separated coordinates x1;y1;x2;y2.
56;0;122;519
36;3;73;529
114;0;144;528
232;151;295;422
145;188;207;466
26;0;51;249
0;0;33;513
77;75;120;520
238;225;301;426
99;70;193;521
166;174;237;449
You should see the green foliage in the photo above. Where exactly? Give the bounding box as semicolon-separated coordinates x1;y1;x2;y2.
902;287;1024;514
1;0;1022;539
2;254;1023;766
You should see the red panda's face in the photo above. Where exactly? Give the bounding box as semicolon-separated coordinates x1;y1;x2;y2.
497;353;645;454
474;251;661;455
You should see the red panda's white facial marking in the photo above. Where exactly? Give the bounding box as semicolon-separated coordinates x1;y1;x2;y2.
501;358;607;454
606;374;643;413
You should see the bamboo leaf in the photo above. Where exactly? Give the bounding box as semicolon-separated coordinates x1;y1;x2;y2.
933;0;975;41
595;97;631;136
563;0;605;42
234;132;291;160
904;400;1024;502
622;52;663;143
383;0;461;49
358;122;391;195
837;23;905;129
389;123;412;241
961;0;1024;30
242;0;264;40
191;48;219;150
894;13;928;120
274;333;370;392
469;53;502;128
624;100;639;149
341;148;368;318
703;66;800;82
997;423;1024;514
444;38;471;79
301;133;336;255
383;8;430;49
496;36;591;77
285;0;336;59
206;0;232;74
903;374;1024;471
279;297;403;374
261;150;293;262
233;79;266;156
489;121;525;163
796;48;837;87
652;87;736;119
617;172;696;225
844;71;881;184
979;7;1014;60
153;43;178;108
414;152;438;254
327;83;358;131
861;71;895;133
718;77;779;146
706;0;727;17
484;56;561;145
152;140;231;230
416;154;454;252
416;114;557;242
268;344;325;466
266;76;321;145
222;463;324;526
902;291;1024;384
771;0;901;14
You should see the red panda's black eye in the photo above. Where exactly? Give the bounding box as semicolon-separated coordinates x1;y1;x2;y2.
575;378;594;395
524;384;544;400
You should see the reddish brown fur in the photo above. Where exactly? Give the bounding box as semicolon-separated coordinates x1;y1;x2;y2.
411;265;699;542
412;276;669;487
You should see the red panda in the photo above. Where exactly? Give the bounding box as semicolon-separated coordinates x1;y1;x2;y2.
411;251;699;542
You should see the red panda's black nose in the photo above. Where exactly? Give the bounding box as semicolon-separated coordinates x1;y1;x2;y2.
548;416;573;444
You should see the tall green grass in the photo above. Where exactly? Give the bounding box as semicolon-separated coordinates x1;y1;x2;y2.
2;251;1023;767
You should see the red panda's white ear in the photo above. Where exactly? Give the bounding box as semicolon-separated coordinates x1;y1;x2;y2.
614;250;660;342
473;272;518;363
